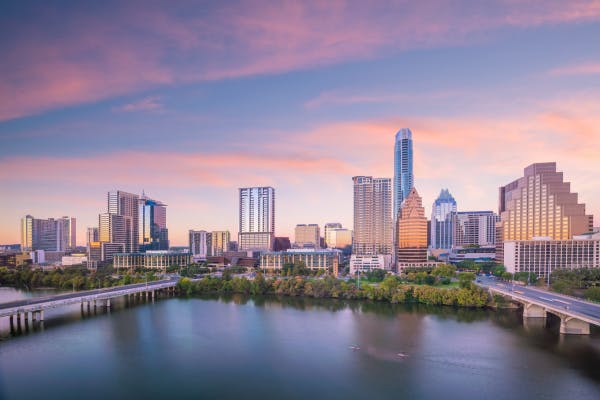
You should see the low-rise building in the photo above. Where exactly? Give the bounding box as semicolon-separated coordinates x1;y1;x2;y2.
113;251;192;272
446;246;496;264
260;249;341;273
62;254;87;266
504;233;600;280
349;254;391;275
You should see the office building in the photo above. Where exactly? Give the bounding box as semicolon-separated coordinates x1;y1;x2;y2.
352;176;393;255
114;251;192;272
447;246;497;264
210;231;230;256
189;230;209;260
238;187;275;251
452;211;499;247
497;162;593;262
430;189;457;249
393;128;414;219
328;228;353;249
324;223;343;247
396;188;428;266
107;190;139;252
260;249;341;273
504;233;600;280
99;213;132;250
139;195;169;251
87;241;125;263
20;215;76;252
295;224;320;248
86;227;99;247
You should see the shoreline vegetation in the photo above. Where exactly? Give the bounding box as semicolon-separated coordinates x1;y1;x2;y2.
176;274;492;308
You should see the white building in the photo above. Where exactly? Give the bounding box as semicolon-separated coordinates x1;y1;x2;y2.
62;254;87;266
189;230;209;261
238;187;275;251
350;254;391;275
352;176;392;255
504;233;600;280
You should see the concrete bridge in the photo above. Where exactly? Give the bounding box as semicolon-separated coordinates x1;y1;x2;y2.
0;278;178;330
477;276;600;335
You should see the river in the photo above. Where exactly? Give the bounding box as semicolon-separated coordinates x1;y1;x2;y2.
1;287;599;399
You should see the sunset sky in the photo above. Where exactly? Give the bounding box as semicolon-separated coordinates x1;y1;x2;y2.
1;0;599;246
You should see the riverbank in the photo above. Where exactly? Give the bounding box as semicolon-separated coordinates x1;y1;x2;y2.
177;275;491;308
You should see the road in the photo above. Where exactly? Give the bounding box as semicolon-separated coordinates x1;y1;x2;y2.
476;275;600;323
0;278;177;311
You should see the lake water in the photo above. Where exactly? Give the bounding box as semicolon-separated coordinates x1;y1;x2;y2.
1;287;599;399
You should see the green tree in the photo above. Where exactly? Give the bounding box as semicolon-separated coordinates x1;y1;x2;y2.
458;272;476;288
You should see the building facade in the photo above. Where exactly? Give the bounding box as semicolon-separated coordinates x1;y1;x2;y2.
107;190;139;252
396;188;428;266
393;128;414;219
189;230;209;260
504;233;600;280
452;211;499;247
328;228;353;249
430;189;457;249
349;254;390;275
20;215;76;252
352;176;393;255
114;251;192;272
497;163;593;262
294;224;320;248
324;223;342;248
210;231;230;256
260;249;340;273
238;187;275;251
139;195;169;251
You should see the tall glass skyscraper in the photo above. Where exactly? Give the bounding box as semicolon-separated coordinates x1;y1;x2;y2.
393;128;414;219
430;189;457;249
139;195;169;251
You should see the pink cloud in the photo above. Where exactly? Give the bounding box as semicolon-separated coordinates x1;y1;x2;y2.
116;96;164;112
2;1;600;121
547;61;600;76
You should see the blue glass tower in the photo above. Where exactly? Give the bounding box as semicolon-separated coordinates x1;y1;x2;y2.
393;128;414;219
430;189;457;249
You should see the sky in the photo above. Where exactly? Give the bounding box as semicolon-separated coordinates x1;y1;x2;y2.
1;0;600;246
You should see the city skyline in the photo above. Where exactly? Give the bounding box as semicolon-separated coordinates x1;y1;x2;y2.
2;1;600;246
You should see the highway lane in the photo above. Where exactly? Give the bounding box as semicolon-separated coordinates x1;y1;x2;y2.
0;278;177;310
476;276;600;323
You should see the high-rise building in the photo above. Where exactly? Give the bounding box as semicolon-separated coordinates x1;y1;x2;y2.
393;128;414;219
189;230;209;259
238;187;275;251
210;231;230;256
324;223;342;248
99;213;131;249
452;211;499;247
107;190;139;252
139;195;169;251
497;162;593;261
352;176;392;255
59;216;76;251
396;188;428;266
430;189;457;249
294;224;320;248
86;227;99;254
20;215;76;252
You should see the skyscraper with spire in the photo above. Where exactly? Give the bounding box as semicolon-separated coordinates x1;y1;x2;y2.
393;128;414;219
430;189;457;249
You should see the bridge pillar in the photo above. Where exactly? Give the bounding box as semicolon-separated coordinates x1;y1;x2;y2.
39;310;44;321
560;317;590;335
523;303;546;318
106;299;111;308
32;311;37;321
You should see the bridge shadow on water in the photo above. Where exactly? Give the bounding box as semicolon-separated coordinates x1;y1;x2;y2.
0;293;173;342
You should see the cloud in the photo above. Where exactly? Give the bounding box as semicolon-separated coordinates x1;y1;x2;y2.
2;1;600;121
547;61;600;76
116;96;164;112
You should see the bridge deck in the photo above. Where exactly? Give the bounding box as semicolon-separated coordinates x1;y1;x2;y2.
477;276;600;327
0;279;177;318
